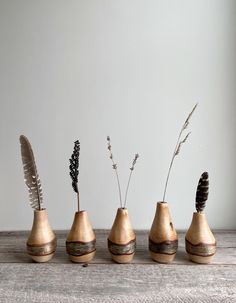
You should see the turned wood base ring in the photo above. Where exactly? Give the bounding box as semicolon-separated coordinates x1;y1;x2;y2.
110;252;135;264
108;239;136;263
149;238;178;263
187;253;215;264
31;252;55;263
185;239;216;257
66;239;96;258
69;250;96;263
107;238;136;255
185;238;216;264
27;238;57;258
150;251;176;264
149;238;178;255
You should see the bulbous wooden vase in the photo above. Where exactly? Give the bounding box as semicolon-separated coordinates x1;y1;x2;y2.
185;212;216;264
27;209;57;263
108;208;136;263
66;211;96;263
149;202;178;263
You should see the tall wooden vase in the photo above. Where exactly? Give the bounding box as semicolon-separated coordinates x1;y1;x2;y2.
185;212;216;264
27;209;57;263
66;211;96;263
149;202;178;263
108;208;136;263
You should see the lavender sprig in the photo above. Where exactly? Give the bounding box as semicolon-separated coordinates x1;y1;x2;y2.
107;136;139;208
107;136;122;208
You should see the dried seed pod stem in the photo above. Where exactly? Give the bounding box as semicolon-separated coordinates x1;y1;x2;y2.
195;172;209;213
162;103;198;202
124;154;139;209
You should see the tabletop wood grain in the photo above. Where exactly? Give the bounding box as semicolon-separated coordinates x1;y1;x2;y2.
0;230;235;302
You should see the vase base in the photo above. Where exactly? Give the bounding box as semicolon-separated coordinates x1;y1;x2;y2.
69;250;96;263
30;252;55;263
110;253;134;264
150;251;176;264
187;253;214;264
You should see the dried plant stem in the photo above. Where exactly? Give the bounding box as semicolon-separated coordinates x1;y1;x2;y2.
124;170;133;209
124;153;139;208
162;130;183;202
77;192;80;212
114;169;123;209
162;104;197;202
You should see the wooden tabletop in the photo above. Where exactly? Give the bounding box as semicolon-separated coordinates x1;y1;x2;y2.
0;230;235;302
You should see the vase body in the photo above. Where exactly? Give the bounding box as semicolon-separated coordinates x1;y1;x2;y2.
149;202;178;263
66;211;96;263
185;212;216;264
108;208;136;263
27;209;57;262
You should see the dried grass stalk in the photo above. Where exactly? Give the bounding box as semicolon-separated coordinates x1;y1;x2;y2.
162;104;198;202
124;153;139;208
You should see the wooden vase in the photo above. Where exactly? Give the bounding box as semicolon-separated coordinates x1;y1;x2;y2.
149;202;178;263
27;209;57;263
108;208;136;263
66;211;96;263
185;212;216;264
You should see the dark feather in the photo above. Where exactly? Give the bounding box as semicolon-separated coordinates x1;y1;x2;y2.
195;172;209;212
69;140;80;193
19;135;43;210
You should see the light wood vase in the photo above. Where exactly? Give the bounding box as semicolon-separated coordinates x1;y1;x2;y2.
185;212;216;264
149;202;178;263
108;208;136;264
27;209;57;263
66;211;96;263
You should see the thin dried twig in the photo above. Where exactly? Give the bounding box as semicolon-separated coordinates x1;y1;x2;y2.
162;103;198;202
124;154;139;208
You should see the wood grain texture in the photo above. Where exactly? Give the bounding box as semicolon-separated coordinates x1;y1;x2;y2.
0;263;235;302
108;208;136;263
185;212;216;264
26;209;56;262
149;202;178;263
0;230;235;302
66;211;96;263
0;230;235;265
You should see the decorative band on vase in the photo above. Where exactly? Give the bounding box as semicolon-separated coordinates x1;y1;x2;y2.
108;238;136;255
66;239;96;256
149;238;178;255
185;239;216;257
27;238;57;256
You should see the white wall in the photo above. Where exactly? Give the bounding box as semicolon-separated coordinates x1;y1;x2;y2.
0;0;235;231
